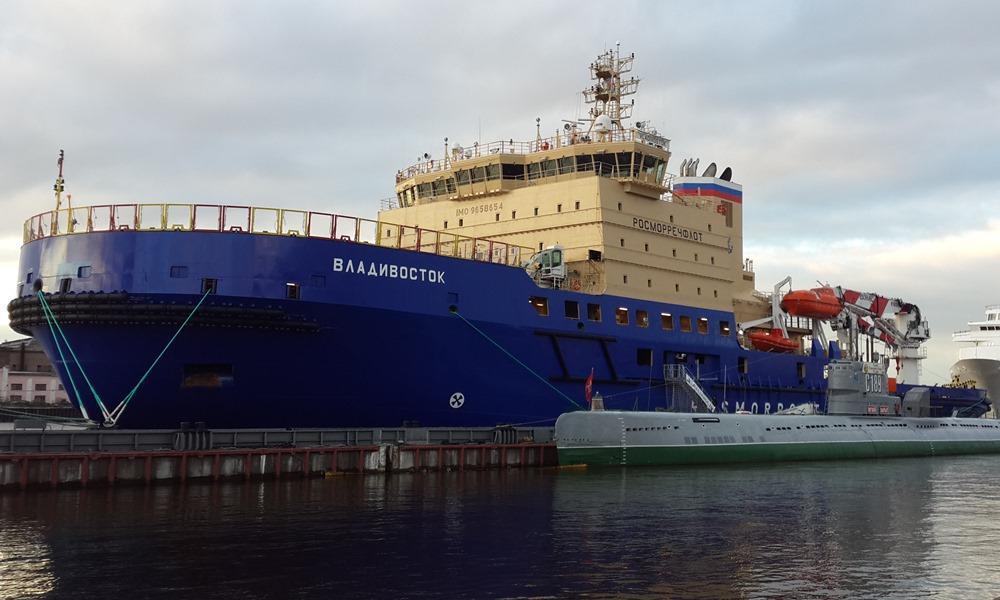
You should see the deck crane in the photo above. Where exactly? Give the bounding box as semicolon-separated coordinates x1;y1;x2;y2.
739;279;931;385
827;288;930;384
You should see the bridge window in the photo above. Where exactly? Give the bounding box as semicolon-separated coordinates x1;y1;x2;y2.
680;316;692;332
594;153;616;176
616;152;633;175
542;159;557;177
286;283;300;300
486;164;501;180
558;157;575;174
472;167;486;183
527;163;542;180
661;313;673;330
456;169;471;185
417;183;432;198
697;318;709;334
576;154;593;173
637;348;652;366
615;307;629;326
587;303;602;322
564;300;579;319
502;163;524;180
529;296;549;316
636;310;649;328
170;266;189;278
719;320;731;336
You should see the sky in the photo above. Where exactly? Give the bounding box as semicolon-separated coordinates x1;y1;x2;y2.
2;0;999;383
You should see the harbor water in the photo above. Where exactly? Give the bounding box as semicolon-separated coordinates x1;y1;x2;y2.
2;457;1000;599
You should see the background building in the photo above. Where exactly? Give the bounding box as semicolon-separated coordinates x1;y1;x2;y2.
0;338;69;405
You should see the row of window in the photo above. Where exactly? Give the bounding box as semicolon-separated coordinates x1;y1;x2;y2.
6;395;50;403
529;296;731;336
619;238;717;264
443;201;583;229
8;383;53;391
400;151;669;203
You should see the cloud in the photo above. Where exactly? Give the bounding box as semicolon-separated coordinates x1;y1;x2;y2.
749;220;1000;382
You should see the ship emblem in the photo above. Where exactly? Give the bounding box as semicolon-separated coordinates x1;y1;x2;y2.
449;392;465;409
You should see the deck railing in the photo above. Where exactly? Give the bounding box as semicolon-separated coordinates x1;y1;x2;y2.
22;204;533;268
397;127;671;180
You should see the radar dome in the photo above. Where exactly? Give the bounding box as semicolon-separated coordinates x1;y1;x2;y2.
593;114;613;133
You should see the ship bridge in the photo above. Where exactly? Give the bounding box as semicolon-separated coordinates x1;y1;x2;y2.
392;127;671;207
381;47;753;317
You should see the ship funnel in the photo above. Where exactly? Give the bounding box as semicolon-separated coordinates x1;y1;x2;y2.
680;158;690;175
702;162;717;178
720;166;733;181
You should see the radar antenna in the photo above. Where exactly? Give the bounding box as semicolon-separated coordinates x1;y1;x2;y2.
582;43;639;140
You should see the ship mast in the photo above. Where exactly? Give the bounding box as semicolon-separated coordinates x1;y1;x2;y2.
583;43;639;139
52;150;65;236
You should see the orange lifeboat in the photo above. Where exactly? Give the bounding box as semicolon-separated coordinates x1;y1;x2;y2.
747;328;799;353
780;287;843;320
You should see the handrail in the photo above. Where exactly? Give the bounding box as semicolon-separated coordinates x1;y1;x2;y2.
396;127;671;181
22;204;534;268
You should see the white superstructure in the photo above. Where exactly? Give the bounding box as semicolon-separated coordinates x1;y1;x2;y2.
952;305;1000;417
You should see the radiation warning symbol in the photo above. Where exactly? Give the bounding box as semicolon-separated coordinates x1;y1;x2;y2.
449;392;465;409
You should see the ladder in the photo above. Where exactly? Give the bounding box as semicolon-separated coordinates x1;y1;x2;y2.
663;364;717;413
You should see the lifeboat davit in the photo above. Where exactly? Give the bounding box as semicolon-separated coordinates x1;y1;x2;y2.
780;287;844;320
747;328;799;353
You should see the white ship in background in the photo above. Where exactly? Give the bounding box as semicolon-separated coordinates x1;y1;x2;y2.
952;305;1000;417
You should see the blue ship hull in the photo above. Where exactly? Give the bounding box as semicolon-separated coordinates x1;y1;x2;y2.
12;231;828;428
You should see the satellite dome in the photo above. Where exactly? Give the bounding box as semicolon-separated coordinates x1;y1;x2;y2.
593;114;613;133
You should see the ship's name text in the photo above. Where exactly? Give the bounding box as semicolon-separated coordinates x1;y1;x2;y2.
333;258;445;284
632;217;704;242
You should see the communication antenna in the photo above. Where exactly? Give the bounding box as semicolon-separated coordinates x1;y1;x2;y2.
582;45;639;138
54;150;65;211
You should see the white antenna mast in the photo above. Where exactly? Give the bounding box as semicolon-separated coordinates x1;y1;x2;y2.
582;43;639;139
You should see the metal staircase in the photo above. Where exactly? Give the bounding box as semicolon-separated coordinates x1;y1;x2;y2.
663;364;717;413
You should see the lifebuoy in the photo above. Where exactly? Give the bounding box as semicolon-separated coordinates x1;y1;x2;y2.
570;279;582;291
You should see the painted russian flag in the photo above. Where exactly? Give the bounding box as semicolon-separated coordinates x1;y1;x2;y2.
672;179;743;204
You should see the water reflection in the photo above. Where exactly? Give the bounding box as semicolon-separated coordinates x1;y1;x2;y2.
0;457;997;599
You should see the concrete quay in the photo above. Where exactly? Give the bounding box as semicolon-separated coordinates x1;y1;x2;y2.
0;426;558;490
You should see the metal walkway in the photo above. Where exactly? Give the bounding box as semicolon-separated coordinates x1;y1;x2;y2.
0;425;555;455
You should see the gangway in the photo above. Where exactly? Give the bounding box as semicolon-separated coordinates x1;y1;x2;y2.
663;364;716;413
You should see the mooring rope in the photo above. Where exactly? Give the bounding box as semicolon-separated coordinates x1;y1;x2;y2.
37;291;109;420
37;291;92;421
108;288;212;423
450;309;584;411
